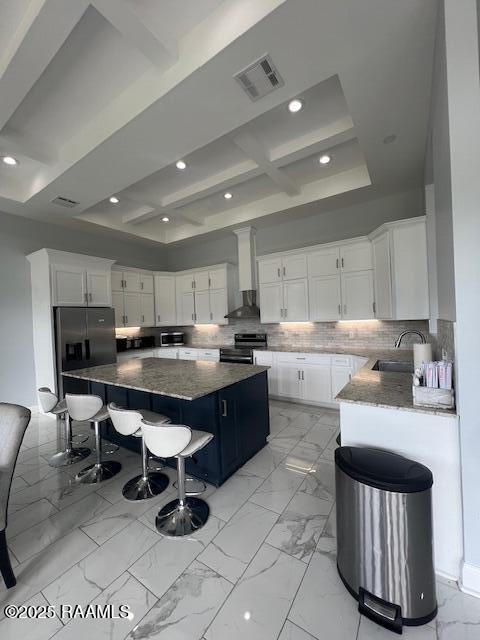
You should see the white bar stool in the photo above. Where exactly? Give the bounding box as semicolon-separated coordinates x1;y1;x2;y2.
108;403;171;501
66;394;122;484
37;388;90;467
141;420;213;537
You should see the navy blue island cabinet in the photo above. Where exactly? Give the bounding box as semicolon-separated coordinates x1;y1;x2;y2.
64;370;270;487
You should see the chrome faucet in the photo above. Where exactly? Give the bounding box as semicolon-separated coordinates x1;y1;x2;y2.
394;330;426;349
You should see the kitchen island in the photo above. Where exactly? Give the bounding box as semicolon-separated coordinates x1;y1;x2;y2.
63;357;270;486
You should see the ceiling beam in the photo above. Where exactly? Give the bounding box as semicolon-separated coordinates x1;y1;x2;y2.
92;0;177;69
121;193;206;226
231;132;301;197
0;0;89;133
0;129;58;165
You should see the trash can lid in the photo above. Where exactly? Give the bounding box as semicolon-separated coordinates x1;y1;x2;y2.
335;447;433;493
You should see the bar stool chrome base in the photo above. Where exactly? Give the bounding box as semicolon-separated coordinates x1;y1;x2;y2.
155;497;209;537
76;460;122;484
71;433;89;446
173;477;206;496
122;472;169;501
49;447;91;468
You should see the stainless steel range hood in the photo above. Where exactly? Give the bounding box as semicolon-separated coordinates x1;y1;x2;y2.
225;290;260;319
225;226;260;319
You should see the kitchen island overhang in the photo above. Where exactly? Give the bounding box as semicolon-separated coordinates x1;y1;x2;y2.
63;357;270;487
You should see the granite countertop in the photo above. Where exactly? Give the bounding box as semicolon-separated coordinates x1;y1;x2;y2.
336;349;457;417
64;357;269;401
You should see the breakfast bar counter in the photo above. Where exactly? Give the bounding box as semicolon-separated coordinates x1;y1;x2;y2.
63;357;270;486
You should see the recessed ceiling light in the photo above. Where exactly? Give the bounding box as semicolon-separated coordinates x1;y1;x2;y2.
224;192;233;200
383;134;397;144
109;196;119;204
175;160;187;170
2;155;18;166
161;216;170;222
319;154;331;165
288;98;303;113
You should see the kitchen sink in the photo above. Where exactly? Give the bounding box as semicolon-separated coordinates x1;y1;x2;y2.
372;360;414;373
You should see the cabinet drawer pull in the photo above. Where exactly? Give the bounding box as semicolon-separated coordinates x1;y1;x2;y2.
298;370;301;380
141;315;145;323
336;258;339;269
341;257;344;268
343;305;347;315
210;312;213;321
125;315;128;324
338;304;341;315
221;399;227;417
296;357;306;360
284;308;287;318
301;370;304;380
157;314;161;322
141;282;144;290
277;267;281;278
283;266;286;276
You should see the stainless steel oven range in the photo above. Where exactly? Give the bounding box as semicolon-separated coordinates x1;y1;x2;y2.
219;333;267;364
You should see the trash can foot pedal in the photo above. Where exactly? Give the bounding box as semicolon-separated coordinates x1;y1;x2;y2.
359;587;403;635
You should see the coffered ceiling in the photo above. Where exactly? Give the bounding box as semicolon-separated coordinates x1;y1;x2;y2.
0;0;437;245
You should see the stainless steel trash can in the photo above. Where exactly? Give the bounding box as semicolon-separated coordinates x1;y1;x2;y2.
335;446;436;634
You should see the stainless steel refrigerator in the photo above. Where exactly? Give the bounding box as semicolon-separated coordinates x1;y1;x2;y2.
54;307;116;397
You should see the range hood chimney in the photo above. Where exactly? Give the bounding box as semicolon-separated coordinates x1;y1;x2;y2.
225;226;260;319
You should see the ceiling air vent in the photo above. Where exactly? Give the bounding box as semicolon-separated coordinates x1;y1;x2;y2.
51;196;79;208
234;54;284;102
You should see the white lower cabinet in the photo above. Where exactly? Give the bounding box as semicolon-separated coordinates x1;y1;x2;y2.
176;348;219;362
177;348;197;361
302;364;332;404
154;348;178;359
331;365;353;401
264;351;361;407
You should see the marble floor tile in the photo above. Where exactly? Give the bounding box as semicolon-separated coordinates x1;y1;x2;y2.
80;495;156;545
129;515;224;599
291;412;327;431
300;457;336;502
10;475;29;493
279;620;319;640
436;580;480;639
9;492;110;562
206;471;263;522
198;502;278;583
43;520;158;612
0;529;97;613
0;591;63;640
284;442;324;473
270;408;304;435
266;492;332;563
303;423;336;449
14;455;59;486
205;543;306;640
52;573;157;640
240;441;288;478
357;615;436;639
136;486;204;533
249;464;306;514
317;410;340;429
130;561;232;640
289;535;360;640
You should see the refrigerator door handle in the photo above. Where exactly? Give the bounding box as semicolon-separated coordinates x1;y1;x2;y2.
84;339;91;360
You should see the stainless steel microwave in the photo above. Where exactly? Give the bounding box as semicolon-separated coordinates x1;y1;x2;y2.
160;332;184;347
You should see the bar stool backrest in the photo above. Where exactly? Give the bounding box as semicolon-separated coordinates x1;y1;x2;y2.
66;394;103;422
108;403;143;436
141;420;191;459
37;387;59;413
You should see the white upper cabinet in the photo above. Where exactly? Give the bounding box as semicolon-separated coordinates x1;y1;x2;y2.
194;271;210;292
370;217;429;321
339;240;372;272
282;254;308;280
50;252;114;307
309;274;342;321
87;270;111;306
175;264;234;326
259;282;283;323
391;220;429;319
154;274;176;326
123;292;141;327
258;255;307;283
208;267;227;290
371;231;393;319
140;294;155;326
123;271;141;292
308;247;340;277
283;279;309;321
52;265;88;306
341;270;375;320
112;291;125;326
258;257;282;284
111;270;124;293
194;290;211;323
140;274;154;294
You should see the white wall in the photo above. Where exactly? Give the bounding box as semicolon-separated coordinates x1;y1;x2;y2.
166;187;424;270
429;0;480;595
0;210;166;407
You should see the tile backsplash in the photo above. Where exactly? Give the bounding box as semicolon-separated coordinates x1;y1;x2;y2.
118;319;432;351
